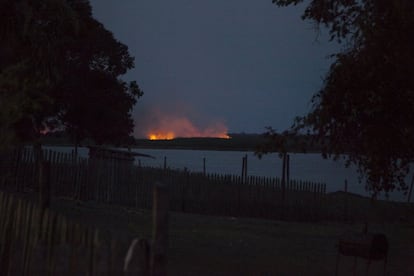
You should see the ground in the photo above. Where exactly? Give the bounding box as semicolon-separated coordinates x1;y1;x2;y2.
51;196;414;276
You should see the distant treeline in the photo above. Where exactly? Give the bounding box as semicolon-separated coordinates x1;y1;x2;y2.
134;133;264;151
39;131;323;153
133;133;323;153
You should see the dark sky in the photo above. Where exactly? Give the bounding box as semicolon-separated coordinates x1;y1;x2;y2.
89;0;338;137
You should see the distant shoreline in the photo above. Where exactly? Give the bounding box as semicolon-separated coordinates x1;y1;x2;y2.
39;133;322;153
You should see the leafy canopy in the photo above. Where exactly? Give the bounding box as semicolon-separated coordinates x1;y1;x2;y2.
0;0;143;148
1;0;80;146
268;0;414;197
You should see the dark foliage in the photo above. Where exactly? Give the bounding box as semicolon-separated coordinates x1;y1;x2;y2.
0;0;143;148
268;0;414;196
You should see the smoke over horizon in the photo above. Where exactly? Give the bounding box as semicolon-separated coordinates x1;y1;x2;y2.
133;104;229;139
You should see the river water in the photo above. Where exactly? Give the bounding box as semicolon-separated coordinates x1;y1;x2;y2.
46;146;410;202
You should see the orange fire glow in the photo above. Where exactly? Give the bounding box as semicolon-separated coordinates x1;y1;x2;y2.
146;116;230;140
148;132;175;140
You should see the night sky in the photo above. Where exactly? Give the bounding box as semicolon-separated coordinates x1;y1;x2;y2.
89;0;339;138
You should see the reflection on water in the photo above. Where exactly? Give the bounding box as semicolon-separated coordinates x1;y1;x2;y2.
45;146;408;202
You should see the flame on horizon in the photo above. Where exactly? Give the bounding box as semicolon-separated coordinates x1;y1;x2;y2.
148;132;175;140
145;114;230;140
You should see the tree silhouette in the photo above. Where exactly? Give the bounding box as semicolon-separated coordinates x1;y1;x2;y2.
0;0;143;149
270;0;414;196
1;0;80;147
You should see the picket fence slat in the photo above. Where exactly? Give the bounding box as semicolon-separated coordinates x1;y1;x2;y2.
1;147;327;221
0;191;149;275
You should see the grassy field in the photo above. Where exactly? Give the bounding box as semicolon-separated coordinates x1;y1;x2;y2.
50;195;414;276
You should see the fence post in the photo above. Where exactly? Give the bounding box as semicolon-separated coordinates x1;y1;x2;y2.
181;169;189;212
39;161;51;210
163;157;167;171
241;155;247;182
344;179;348;222
281;153;287;202
407;174;414;203
34;142;43;192
286;154;290;185
151;182;169;276
0;194;16;273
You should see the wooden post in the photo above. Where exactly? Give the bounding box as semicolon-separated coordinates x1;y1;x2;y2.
203;158;206;176
151;182;169;276
281;153;286;202
344;179;348;222
241;155;248;183
181;169;189;212
39;161;51;210
237;176;241;216
241;156;245;181
244;154;248;180
407;174;414;203
0;194;16;273
34;142;43;192
163;157;167;171
34;142;43;164
286;154;290;185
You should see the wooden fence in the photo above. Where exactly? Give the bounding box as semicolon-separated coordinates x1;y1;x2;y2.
0;147;327;221
0;191;151;275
